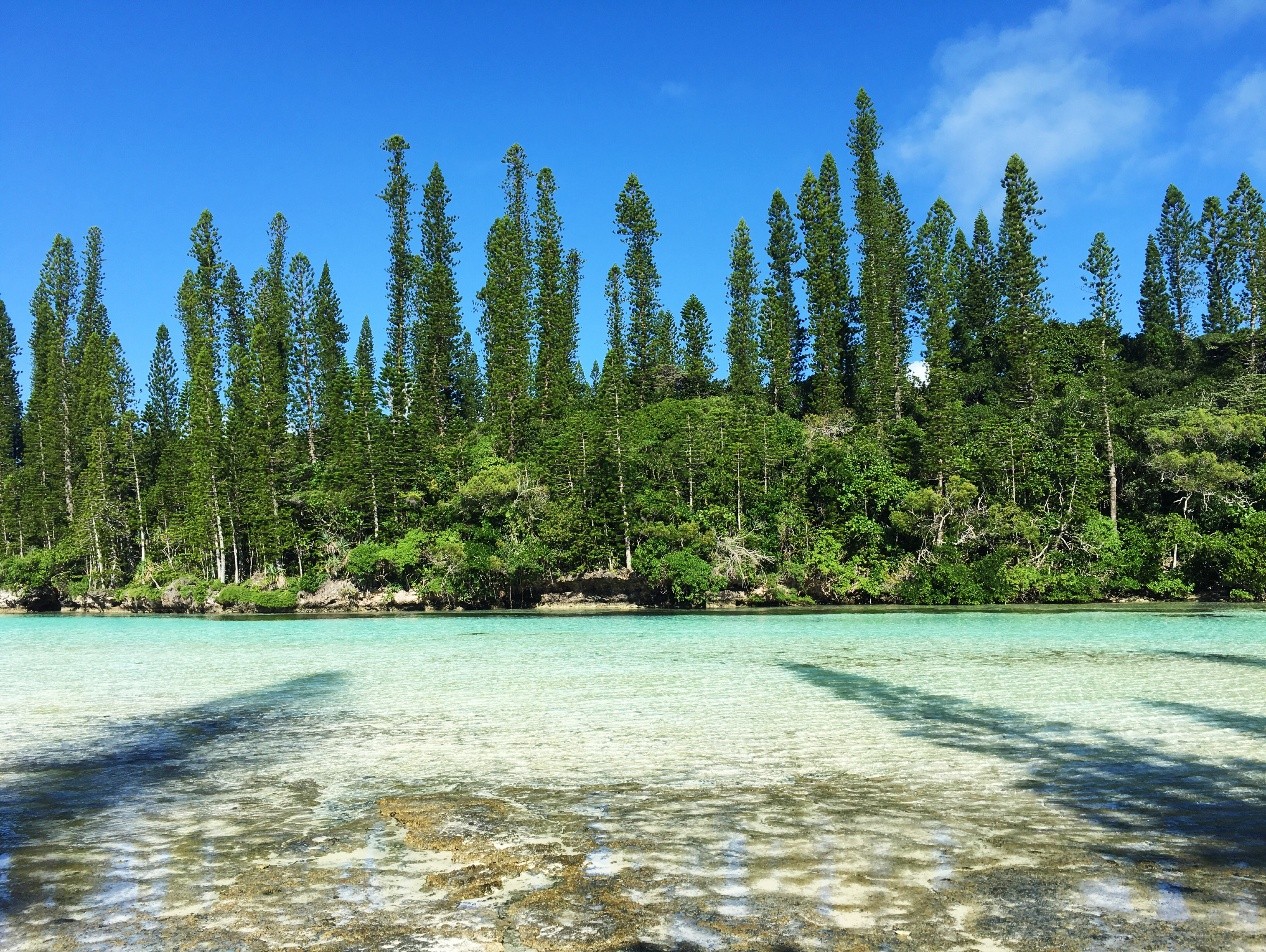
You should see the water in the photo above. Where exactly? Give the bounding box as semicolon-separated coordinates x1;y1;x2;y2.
0;606;1264;949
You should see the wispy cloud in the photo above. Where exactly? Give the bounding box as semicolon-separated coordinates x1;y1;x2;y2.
898;0;1154;217
659;80;692;100
1198;68;1266;171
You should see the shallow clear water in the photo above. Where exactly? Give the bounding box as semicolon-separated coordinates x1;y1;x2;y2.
1;606;1264;949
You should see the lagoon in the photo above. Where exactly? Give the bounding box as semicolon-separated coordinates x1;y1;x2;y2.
1;607;1264;949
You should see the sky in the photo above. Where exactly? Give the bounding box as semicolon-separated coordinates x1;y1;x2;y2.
2;0;1265;392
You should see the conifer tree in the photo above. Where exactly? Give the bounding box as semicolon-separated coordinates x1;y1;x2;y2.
142;324;181;562
915;198;962;487
1227;173;1264;370
679;294;714;397
725;220;761;397
25;234;78;543
312;263;352;472
1201;195;1237;334
0;296;22;554
1080;232;1123;523
761;190;804;412
1157;185;1202;341
952;212;1000;402
289;252;319;466
480;215;533;458
351;317;382;536
598;264;632;571
797;154;851;414
614;174;662;404
1139;235;1177;369
415;163;465;437
849;90;910;428
380;135;414;422
997;155;1049;407
533;168;579;421
180;211;228;581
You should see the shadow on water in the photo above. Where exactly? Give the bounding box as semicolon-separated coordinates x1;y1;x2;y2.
1144;699;1266;738
1156;649;1266;670
0;671;345;915
783;663;1266;870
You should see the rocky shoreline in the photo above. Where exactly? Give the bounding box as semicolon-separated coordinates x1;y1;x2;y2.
0;570;775;615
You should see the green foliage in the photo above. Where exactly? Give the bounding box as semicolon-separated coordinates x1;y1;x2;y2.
3;122;1264;611
217;584;298;612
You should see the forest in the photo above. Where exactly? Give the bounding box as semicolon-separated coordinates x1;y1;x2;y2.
0;90;1263;611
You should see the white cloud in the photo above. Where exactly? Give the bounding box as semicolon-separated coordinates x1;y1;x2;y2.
1199;68;1266;170
659;81;692;100
898;0;1155;216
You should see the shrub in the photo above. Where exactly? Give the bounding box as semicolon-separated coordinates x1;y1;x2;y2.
217;584;297;612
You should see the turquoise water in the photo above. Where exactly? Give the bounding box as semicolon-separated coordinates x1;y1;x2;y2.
1;607;1264;949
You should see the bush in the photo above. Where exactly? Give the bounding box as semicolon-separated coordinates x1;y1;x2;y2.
217;584;297;612
659;550;720;608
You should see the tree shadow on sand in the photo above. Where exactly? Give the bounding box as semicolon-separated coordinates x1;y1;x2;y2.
783;663;1266;871
0;671;345;915
1143;699;1266;739
1154;650;1266;670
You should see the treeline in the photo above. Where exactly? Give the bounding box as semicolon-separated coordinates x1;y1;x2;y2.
1;90;1263;609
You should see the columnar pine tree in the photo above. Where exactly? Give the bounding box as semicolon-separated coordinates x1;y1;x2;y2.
797;154;851;414
915;198;962;488
679;294;714;397
25;235;78;544
614;175;662;405
289;252;319;466
725;220;761;397
598;265;632;571
761;190;804;412
1157;185;1202;341
0;296;23;554
1080;232;1123;524
997;155;1049;408
1201;195;1237;334
533;168;579;421
179;212;228;581
952;212;1000;403
351;317;382;536
379;135;414;422
1138;235;1177;370
312;263;352;478
415;163;465;437
142;325;181;562
480;215;533;459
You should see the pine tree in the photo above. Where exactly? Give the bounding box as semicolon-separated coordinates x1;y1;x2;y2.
797;154;851;414
534;168;579;421
25;234;78;544
952;212;1000;403
761;190;804;412
1080;232;1122;523
480;215;533;458
725;220;761;397
614;174;662;404
179;211;228;581
849;90;910;428
915;198;962;487
351;317;382;536
289;252;319;466
1139;235;1177;369
312;263;352;473
598;264;632;571
415;162;465;435
1157;185;1202;341
379;135;415;422
679;294;714;397
142;324;182;564
1227;173;1264;371
1201;195;1237;335
0;296;23;554
997;155;1050;408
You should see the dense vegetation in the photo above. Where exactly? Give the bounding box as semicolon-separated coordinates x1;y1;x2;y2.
1;91;1264;610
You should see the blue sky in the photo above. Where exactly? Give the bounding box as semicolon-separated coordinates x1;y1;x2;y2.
2;0;1265;389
